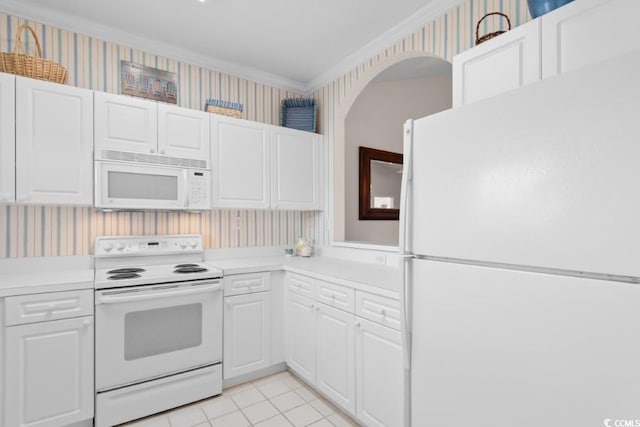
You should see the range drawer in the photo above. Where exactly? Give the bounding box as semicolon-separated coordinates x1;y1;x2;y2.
287;273;315;299
5;289;94;326
316;280;355;313
355;290;401;330
224;272;270;296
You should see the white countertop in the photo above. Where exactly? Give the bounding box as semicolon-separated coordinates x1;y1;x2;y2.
0;248;402;299
0;256;94;297
208;254;402;298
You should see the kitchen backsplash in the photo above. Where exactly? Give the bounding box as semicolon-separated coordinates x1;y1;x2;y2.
0;206;321;258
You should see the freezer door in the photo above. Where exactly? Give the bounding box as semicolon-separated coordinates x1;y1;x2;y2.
412;51;640;277
411;259;640;427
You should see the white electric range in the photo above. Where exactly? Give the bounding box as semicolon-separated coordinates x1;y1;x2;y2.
93;235;223;427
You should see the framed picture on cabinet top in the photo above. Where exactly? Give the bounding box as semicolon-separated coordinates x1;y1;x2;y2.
120;60;177;104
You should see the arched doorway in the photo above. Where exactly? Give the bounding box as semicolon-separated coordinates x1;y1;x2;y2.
332;52;452;246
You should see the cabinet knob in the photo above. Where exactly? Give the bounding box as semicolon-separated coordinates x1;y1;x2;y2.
150;148;156;153
226;300;232;308
160;149;166;154
83;318;92;328
355;321;361;328
379;309;386;316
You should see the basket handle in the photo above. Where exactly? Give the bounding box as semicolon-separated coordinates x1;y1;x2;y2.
13;24;43;58
475;12;511;42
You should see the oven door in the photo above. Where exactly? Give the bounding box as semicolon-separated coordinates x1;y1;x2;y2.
95;161;187;210
95;280;222;391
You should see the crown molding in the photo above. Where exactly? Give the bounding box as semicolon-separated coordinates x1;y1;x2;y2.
0;0;308;93
305;0;463;93
0;0;462;95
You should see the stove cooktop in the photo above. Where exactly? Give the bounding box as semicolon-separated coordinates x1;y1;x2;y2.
95;262;222;289
94;235;222;290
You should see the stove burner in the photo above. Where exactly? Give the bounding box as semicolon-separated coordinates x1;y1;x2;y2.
108;273;142;280
174;266;208;274
174;264;200;268
107;267;146;274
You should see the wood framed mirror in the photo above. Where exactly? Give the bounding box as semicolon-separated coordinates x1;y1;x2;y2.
359;146;403;220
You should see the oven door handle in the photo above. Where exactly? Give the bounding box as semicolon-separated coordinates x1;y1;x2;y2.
96;282;221;305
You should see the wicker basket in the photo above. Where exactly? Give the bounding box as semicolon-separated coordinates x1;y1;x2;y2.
475;12;511;45
205;104;243;119
0;24;68;84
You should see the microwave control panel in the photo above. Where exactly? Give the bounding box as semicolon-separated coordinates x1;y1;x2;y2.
188;170;211;210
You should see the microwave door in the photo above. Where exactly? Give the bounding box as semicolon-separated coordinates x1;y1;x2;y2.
96;163;186;210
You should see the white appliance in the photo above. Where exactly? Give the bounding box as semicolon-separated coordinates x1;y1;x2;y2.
400;51;640;427
94;235;223;427
95;158;210;211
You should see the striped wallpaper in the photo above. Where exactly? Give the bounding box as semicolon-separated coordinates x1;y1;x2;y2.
0;0;531;258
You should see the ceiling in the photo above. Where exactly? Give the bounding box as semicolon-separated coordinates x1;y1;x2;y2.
0;0;460;93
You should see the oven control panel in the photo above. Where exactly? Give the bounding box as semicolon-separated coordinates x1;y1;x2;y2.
95;235;203;257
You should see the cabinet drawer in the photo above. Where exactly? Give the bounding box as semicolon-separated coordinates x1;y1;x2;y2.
5;289;94;326
355;291;401;330
224;272;270;296
316;280;355;313
287;273;316;298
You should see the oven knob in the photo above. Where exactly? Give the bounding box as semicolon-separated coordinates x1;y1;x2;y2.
189;240;198;248
102;242;113;252
179;240;188;249
116;243;125;251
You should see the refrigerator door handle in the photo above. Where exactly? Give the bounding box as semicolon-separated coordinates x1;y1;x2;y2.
399;120;414;256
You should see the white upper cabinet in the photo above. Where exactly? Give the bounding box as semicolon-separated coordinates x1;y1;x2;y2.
211;115;270;209
271;126;322;210
16;77;93;205
94;91;157;156
541;0;640;78
212;114;323;210
0;72;15;203
158;103;210;164
454;0;640;107
453;19;541;107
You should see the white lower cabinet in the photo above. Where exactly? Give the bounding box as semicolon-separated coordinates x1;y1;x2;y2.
355;318;403;427
4;315;94;427
316;303;356;414
285;292;316;384
285;272;404;426
223;291;271;379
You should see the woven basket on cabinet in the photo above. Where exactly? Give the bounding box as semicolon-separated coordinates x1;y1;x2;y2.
0;24;68;84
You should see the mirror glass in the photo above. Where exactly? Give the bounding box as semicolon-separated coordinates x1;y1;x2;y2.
370;160;403;209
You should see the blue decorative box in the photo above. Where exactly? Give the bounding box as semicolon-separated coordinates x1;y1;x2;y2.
280;98;317;133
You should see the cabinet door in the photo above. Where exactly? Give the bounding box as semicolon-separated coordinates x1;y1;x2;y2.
223;292;271;379
0;72;15;203
15;77;93;205
452;20;541;107
541;0;640;78
158;103;210;164
271;127;322;210
316;303;356;415
211;115;270;209
94;91;157;155
355;318;403;427
5;316;94;427
285;292;316;384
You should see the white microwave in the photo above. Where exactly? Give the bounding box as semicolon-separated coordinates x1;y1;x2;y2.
95;161;210;211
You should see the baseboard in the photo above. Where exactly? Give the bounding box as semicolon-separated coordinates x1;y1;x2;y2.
222;362;288;389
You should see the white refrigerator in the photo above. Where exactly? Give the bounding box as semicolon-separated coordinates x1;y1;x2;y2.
400;50;640;427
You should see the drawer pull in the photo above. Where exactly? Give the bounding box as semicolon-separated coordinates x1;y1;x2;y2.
355;321;361;328
23;299;77;314
330;294;336;300
379;309;386;316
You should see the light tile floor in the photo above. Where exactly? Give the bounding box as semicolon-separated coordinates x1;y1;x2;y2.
120;371;360;427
